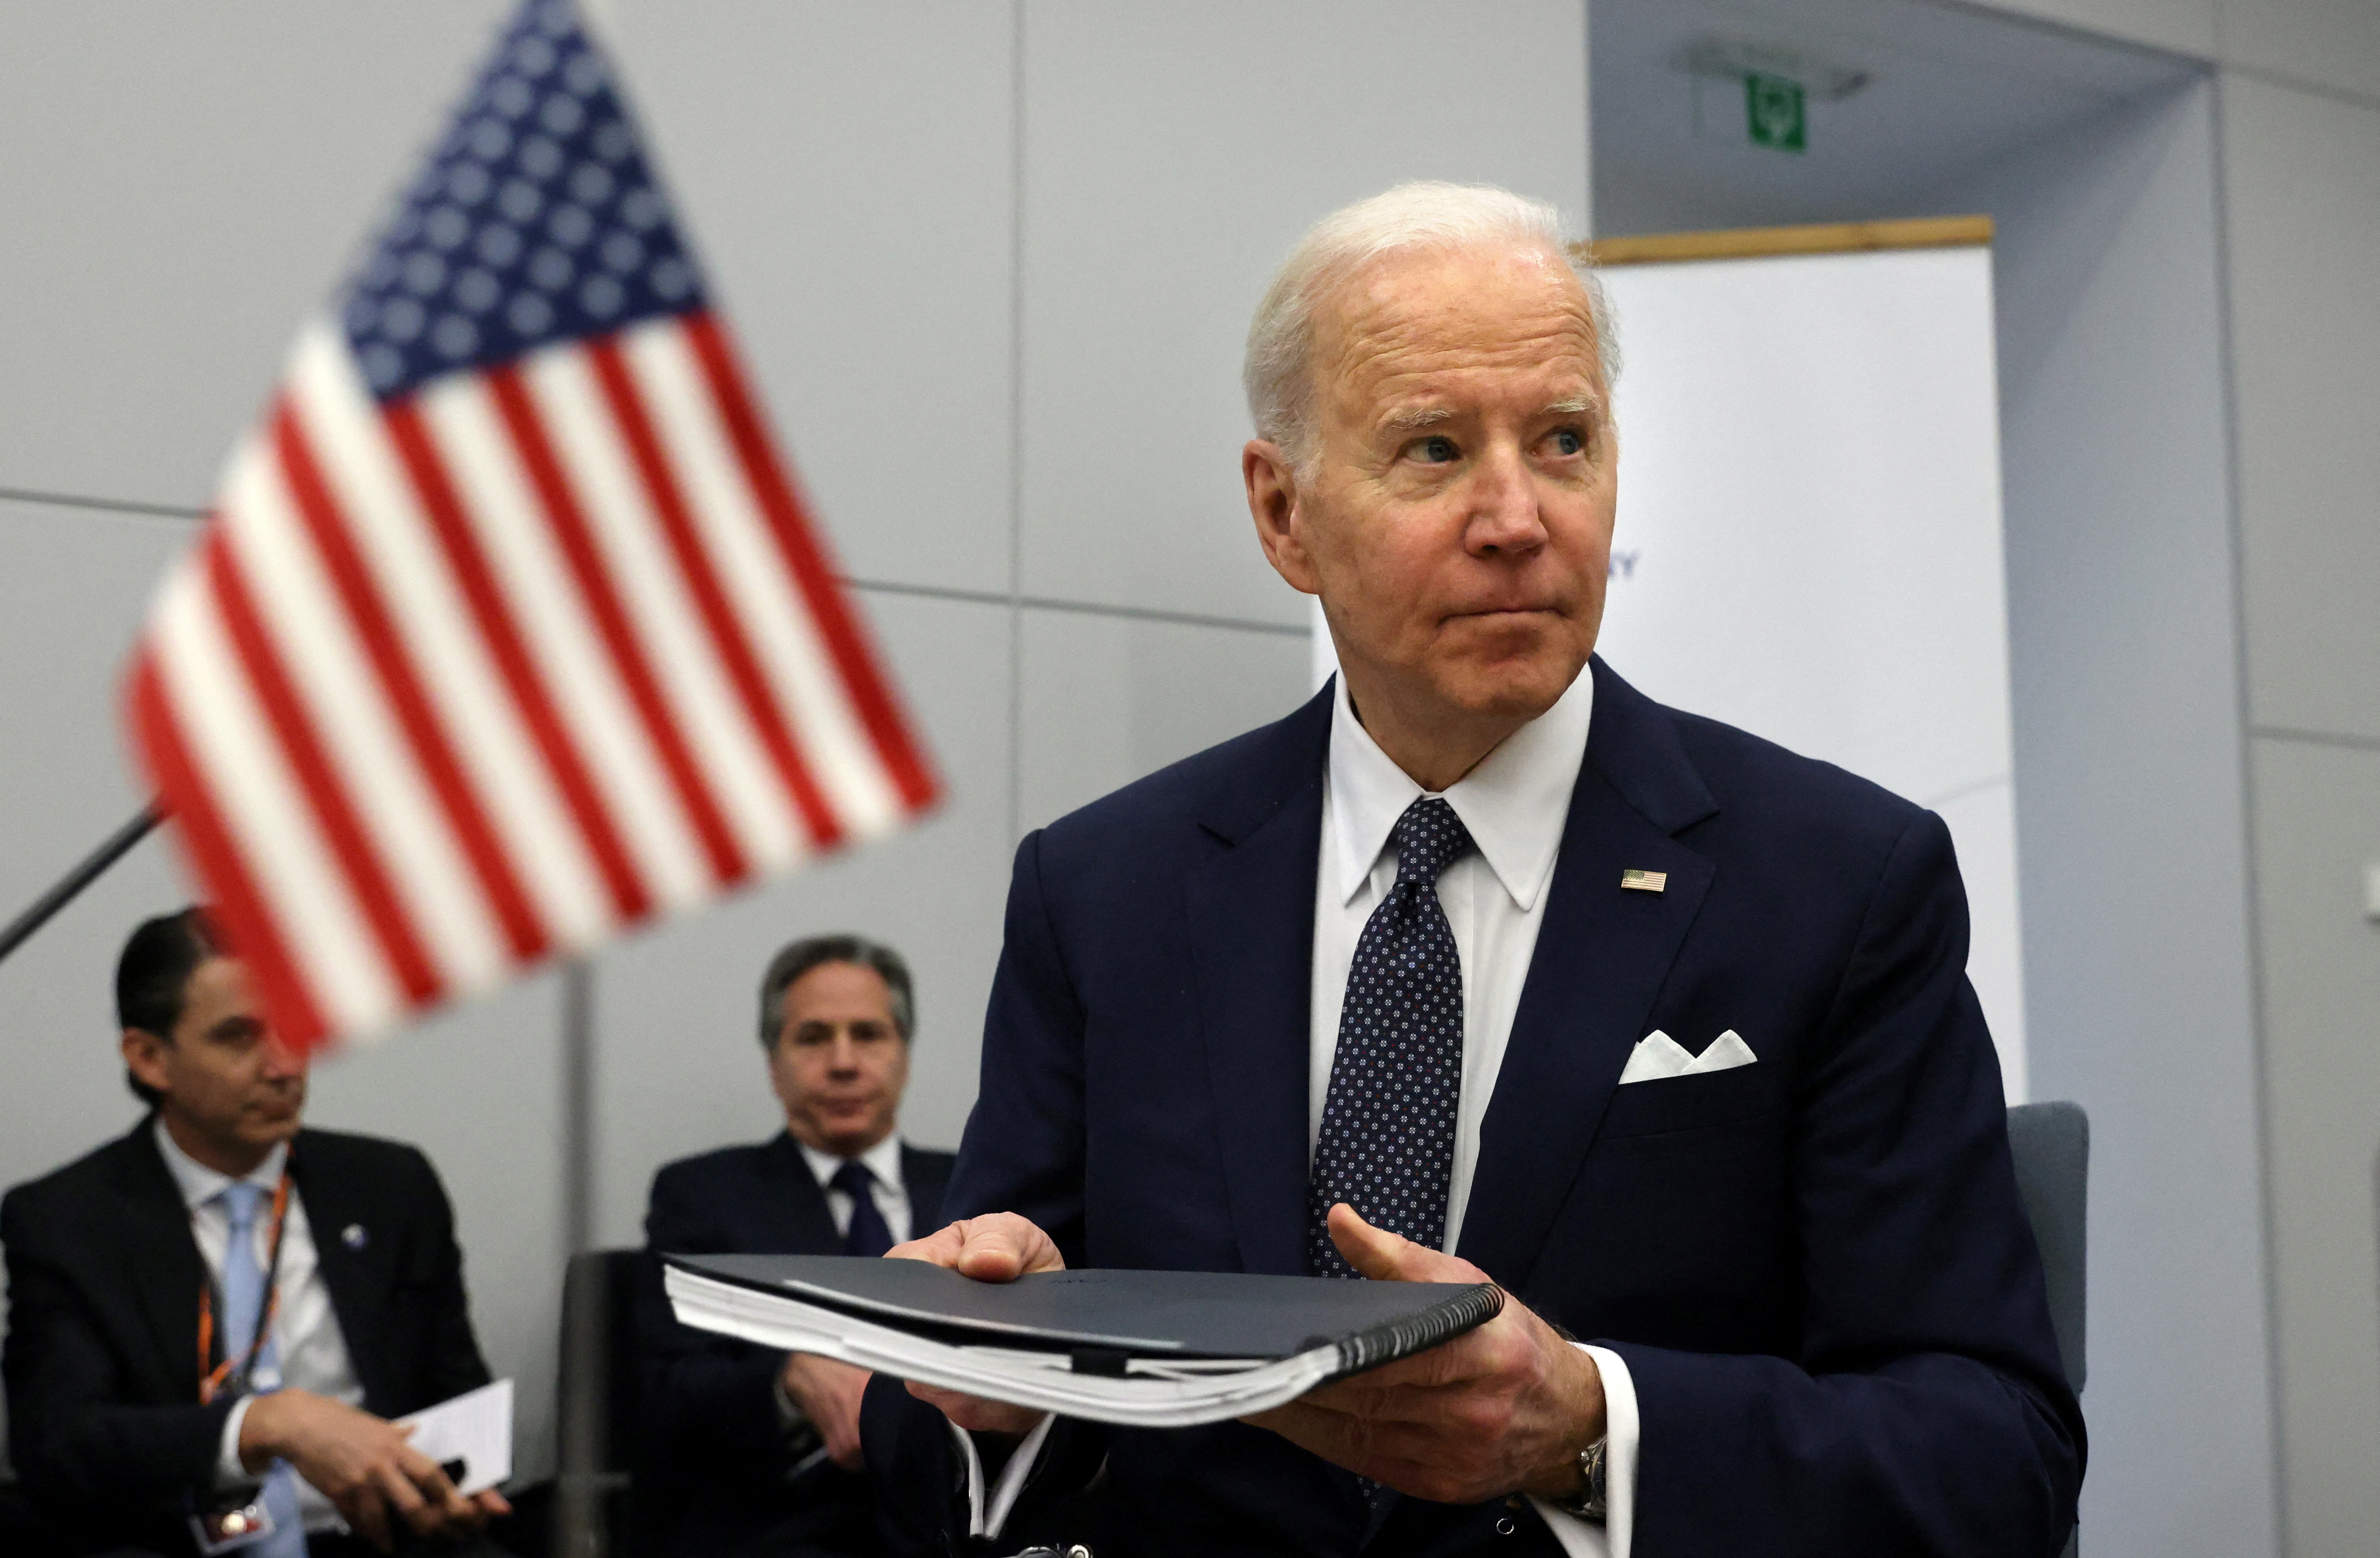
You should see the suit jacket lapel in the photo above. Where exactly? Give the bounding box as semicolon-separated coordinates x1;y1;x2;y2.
1457;659;1719;1292
765;1132;844;1253
901;1143;953;1232
291;1132;392;1407
1184;686;1333;1277
111;1124;210;1396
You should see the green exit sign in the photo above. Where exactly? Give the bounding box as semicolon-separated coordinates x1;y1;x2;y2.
1745;72;1806;152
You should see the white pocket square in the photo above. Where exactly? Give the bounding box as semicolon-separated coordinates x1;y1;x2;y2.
1617;1029;1757;1085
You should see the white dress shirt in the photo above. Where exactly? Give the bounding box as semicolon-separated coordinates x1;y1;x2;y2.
155;1120;365;1534
1313;669;1637;1558
797;1133;914;1246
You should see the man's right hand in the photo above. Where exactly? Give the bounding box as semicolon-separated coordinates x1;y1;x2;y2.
888;1214;1063;1438
238;1388;501;1553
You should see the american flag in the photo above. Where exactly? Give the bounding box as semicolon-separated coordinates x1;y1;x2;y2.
124;0;939;1050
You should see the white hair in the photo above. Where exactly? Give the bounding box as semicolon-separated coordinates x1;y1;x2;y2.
1242;181;1620;471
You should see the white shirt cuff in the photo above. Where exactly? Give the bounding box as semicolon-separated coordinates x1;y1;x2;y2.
1528;1344;1639;1558
216;1394;258;1486
945;1412;1058;1540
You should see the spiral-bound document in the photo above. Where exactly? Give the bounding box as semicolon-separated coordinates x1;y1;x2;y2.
663;1252;1502;1428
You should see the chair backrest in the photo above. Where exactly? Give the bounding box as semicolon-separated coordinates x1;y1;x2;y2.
557;1247;644;1476
2005;1102;2088;1392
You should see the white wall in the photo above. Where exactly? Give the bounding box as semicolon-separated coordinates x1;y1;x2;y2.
1981;0;2217;56
1978;0;2380;103
1680;0;2378;102
1970;0;2380;1547
0;2;516;508
1011;1;1589;629
2218;65;2380;1558
1941;80;2277;1558
2218;0;2380;104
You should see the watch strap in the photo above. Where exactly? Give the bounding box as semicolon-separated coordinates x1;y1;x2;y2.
1548;1435;1607;1522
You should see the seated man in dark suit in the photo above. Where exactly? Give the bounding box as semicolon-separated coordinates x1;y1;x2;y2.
637;935;953;1558
859;182;2083;1556
2;907;506;1557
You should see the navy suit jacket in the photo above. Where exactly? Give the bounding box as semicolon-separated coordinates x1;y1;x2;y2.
863;659;2084;1556
0;1123;489;1557
639;1132;953;1558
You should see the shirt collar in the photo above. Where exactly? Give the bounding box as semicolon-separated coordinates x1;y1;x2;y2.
153;1116;288;1213
1326;665;1594;915
796;1132;905;1193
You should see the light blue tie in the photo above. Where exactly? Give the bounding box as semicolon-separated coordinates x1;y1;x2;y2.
220;1182;309;1557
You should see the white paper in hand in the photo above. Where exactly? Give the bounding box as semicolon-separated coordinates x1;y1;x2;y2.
400;1378;513;1495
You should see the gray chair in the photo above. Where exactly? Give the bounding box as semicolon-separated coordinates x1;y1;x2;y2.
554;1247;644;1558
2006;1100;2088;1557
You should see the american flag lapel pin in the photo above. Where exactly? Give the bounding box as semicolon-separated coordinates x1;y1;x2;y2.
1620;868;1667;893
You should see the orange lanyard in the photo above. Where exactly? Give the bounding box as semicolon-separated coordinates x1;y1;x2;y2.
196;1173;292;1406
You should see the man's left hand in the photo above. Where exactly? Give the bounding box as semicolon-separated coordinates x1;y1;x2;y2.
781;1353;872;1470
1245;1203;1606;1506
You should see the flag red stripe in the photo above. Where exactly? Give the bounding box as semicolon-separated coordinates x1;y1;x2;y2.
203;531;441;1006
129;648;333;1051
381;398;651;925
486;363;749;888
680;313;939;814
273;403;549;965
587;338;844;852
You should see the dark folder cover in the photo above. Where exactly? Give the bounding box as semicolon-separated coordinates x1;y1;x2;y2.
666;1252;1502;1377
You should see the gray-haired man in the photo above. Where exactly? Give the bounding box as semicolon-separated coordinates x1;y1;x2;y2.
636;935;953;1558
856;181;2080;1556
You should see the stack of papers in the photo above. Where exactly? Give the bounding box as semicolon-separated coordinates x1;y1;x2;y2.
664;1254;1502;1429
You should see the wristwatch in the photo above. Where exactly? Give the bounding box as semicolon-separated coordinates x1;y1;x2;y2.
1547;1436;1608;1522
1540;1321;1608;1522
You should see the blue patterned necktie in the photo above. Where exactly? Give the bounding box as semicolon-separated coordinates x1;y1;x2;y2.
831;1159;895;1258
1309;796;1474;1279
219;1181;308;1557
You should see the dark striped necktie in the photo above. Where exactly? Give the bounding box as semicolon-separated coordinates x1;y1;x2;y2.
831;1159;894;1258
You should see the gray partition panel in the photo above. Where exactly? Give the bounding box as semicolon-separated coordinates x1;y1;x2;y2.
1016;607;1312;836
0;499;196;1204
1943;80;2277;1558
2224;74;2380;747
1016;0;1589;626
2247;735;2380;1550
306;974;569;1478
0;3;507;508
603;0;1018;595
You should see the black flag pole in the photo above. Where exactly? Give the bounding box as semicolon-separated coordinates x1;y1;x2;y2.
0;804;163;968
